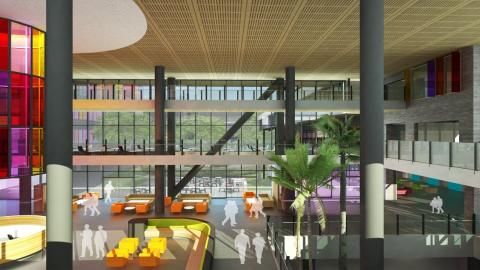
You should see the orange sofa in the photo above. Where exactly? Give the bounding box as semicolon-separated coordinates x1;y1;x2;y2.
243;191;255;200
164;196;172;206
170;201;183;214
135;204;150;214
111;203;125;214
195;202;208;214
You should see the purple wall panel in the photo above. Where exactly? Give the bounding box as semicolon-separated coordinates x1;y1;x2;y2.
427;60;436;97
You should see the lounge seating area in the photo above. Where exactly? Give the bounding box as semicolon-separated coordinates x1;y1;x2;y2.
106;237;167;268
128;217;214;270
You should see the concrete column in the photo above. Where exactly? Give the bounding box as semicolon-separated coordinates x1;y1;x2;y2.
360;0;384;269
45;0;73;269
155;66;166;215
167;77;176;197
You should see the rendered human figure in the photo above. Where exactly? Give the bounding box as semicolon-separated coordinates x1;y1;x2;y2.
222;200;238;226
80;224;94;258
89;193;101;216
249;198;266;219
104;181;114;204
234;229;250;264
430;196;436;213
436;196;445;214
252;232;265;264
94;225;108;258
83;193;92;216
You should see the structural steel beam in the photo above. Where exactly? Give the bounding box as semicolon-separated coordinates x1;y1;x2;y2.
167;77;176;197
154;66;166;215
171;78;282;197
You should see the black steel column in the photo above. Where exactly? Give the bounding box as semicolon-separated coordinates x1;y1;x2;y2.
275;78;285;155
45;0;73;269
284;68;296;210
167;77;176;197
285;67;295;148
360;0;384;269
155;66;166;215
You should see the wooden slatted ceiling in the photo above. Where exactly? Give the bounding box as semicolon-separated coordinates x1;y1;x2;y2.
73;0;480;79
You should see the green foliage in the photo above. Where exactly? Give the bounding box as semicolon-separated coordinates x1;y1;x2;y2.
315;114;360;163
268;139;339;231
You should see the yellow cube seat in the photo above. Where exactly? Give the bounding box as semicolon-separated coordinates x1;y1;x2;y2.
106;248;129;259
148;237;167;254
118;238;139;254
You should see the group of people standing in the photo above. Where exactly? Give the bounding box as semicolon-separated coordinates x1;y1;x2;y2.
80;224;108;259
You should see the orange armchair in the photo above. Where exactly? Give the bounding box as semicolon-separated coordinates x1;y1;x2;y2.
195;202;208;214
135;203;150;214
111;203;125;214
164;196;172;207
170;201;183;214
243;191;256;200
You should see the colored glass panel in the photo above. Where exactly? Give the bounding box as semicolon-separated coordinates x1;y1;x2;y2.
32;128;44;174
32;29;45;77
11;73;30;126
0;19;8;71
0;72;7;125
435;57;444;96
0;127;8;177
451;52;461;92
33;77;44;126
427;60;436;97
11;23;31;74
0;178;19;200
11;128;30;176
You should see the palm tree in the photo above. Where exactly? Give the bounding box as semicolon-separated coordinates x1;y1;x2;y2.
315;115;359;270
269;139;339;270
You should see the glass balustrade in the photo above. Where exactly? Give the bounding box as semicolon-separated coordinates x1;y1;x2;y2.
413;141;429;163
386;140;479;171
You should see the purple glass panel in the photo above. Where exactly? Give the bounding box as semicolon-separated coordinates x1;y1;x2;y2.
0;178;20;200
11;128;30;176
427;60;436;97
0;72;7;125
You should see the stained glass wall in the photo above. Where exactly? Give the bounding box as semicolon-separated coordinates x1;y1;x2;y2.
0;18;45;185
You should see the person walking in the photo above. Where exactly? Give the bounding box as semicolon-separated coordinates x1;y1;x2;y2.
80;224;94;258
437;196;445;214
252;232;265;264
234;229;250;264
222;200;238;226
104;181;115;204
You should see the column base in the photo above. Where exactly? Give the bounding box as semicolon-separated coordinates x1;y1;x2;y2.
47;241;72;270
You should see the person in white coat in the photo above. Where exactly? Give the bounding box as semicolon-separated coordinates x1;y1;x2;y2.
94;225;108;259
222;200;238;226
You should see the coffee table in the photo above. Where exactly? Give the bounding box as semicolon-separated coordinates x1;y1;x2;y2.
124;206;136;213
183;205;195;212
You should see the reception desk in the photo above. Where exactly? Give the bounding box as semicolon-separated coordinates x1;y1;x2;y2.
0;215;46;264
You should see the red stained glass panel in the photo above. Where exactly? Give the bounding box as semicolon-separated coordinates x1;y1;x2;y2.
0;19;8;71
11;73;30;126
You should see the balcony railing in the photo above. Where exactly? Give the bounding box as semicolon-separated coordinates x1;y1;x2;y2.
386;140;480;171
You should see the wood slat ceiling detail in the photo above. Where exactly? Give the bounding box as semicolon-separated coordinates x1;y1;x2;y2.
73;0;480;79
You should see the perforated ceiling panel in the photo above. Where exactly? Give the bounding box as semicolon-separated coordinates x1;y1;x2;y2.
73;0;480;79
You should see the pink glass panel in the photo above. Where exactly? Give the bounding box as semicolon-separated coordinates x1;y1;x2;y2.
0;178;19;200
11;73;30;126
11;128;30;176
11;22;31;74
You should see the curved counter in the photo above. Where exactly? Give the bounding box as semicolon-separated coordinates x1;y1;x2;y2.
0;215;46;264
